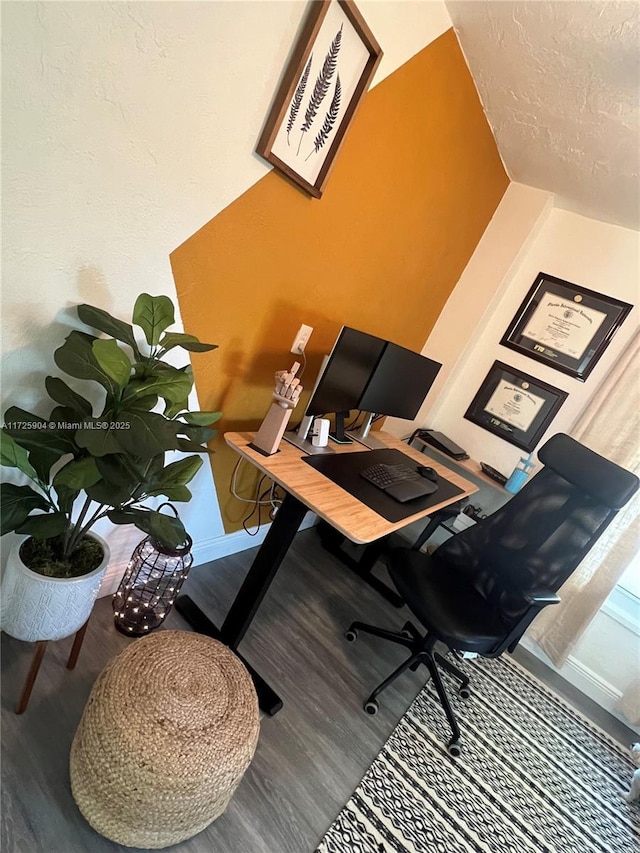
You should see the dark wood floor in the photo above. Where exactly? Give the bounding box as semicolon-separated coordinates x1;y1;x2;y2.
1;527;635;853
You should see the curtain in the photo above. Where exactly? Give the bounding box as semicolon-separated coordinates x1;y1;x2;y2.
527;330;640;720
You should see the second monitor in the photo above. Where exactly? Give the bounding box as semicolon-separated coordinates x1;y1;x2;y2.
347;341;442;449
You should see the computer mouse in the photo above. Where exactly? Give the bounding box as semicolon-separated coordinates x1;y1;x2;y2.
416;465;438;482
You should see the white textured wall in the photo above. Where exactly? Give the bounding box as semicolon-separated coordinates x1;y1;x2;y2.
1;1;452;575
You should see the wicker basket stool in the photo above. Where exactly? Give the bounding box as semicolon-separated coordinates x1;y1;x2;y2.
70;630;260;848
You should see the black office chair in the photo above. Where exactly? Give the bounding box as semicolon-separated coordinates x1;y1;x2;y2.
345;434;639;756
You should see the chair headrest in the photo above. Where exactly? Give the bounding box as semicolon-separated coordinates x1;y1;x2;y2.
538;434;639;510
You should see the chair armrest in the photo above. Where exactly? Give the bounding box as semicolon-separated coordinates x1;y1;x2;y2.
503;591;561;654
524;590;561;607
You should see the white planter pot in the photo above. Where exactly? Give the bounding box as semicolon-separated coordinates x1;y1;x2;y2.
1;533;110;643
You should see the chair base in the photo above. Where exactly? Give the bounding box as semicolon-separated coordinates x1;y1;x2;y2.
346;619;471;754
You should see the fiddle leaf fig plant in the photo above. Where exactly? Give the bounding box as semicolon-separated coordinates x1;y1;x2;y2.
0;293;221;576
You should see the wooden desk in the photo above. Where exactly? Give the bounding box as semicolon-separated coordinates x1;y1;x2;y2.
175;431;478;715
411;435;510;493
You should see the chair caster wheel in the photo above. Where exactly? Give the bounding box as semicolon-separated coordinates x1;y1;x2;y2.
458;687;471;700
401;621;418;640
344;628;358;643
447;739;462;757
364;699;379;715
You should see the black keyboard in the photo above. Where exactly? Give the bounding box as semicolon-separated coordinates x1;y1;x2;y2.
361;463;417;488
360;463;438;503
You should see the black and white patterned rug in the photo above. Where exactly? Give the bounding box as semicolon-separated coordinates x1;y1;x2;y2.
316;655;639;853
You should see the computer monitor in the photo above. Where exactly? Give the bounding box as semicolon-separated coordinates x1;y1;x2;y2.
283;326;386;454
347;343;442;449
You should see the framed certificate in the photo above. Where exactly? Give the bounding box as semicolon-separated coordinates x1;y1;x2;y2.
464;361;568;451
500;273;632;381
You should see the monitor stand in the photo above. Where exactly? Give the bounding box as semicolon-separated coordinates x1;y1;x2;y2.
346;412;387;450
282;415;334;455
328;411;353;445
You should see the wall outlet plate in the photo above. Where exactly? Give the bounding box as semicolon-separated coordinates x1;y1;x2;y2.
291;323;313;354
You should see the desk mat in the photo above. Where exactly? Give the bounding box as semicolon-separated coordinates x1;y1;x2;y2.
302;447;464;523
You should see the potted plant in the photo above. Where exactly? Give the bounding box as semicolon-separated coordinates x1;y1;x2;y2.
1;293;220;643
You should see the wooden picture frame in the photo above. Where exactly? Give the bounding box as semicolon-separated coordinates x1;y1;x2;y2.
256;0;382;198
500;273;632;381
464;361;568;452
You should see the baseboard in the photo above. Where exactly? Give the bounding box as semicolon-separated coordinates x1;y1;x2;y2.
520;635;639;733
563;654;622;707
98;512;318;598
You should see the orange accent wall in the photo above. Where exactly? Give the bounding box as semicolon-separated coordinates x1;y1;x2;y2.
170;28;509;532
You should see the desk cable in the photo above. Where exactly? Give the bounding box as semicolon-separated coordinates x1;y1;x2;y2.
230;458;283;532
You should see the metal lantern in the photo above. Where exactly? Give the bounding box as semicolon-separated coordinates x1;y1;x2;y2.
113;512;193;637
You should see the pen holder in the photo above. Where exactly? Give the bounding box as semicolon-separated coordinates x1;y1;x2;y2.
505;457;536;494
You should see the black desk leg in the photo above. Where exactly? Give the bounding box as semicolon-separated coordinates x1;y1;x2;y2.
174;493;309;716
173;595;284;716
316;522;404;607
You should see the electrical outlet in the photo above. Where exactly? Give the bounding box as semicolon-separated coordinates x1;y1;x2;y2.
291;324;313;354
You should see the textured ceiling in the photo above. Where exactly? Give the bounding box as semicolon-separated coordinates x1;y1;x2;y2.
446;0;640;231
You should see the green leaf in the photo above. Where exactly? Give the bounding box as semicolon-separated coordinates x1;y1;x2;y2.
111;411;182;458
16;512;68;539
133;293;175;346
146;484;192;502
180;411;222;426
0;483;50;535
77;303;141;359
54;331;117;394
95;453;147;488
89;454;164;506
1;431;38;480
53;457;101;491
176;423;217;446
143;456;202;497
108;507;187;550
28;447;63;484
45;376;93;418
3;407;76;456
92;338;132;388
48;407;87;442
124;363;193;404
158;332;218;354
164;397;189;419
122;394;158;413
55;484;79;515
85;478;134;508
75;420;122;456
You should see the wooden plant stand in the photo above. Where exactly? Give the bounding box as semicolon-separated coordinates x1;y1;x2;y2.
15;619;90;715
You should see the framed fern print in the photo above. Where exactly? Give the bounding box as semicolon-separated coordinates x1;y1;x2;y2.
257;0;382;198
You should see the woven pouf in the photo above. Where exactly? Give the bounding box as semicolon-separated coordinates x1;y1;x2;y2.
70;630;260;848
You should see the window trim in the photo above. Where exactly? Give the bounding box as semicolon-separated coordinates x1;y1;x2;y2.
602;584;640;636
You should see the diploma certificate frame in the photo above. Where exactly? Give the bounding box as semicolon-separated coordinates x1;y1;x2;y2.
500;273;632;381
464;361;568;452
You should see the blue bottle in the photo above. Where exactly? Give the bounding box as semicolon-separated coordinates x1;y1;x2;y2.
505;455;535;494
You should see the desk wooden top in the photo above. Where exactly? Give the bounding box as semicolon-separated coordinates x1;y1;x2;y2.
412;436;509;492
224;431;478;545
